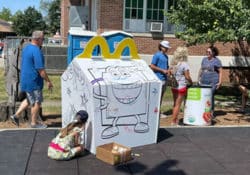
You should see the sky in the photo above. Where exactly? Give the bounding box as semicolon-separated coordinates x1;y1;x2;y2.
0;0;40;14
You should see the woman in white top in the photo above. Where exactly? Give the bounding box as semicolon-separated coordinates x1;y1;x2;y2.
170;47;193;125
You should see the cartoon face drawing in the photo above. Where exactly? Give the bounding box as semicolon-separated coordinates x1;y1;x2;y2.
104;66;143;104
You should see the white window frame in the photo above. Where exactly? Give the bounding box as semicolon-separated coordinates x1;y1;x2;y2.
123;0;178;34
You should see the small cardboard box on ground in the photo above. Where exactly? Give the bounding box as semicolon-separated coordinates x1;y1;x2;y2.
96;142;132;165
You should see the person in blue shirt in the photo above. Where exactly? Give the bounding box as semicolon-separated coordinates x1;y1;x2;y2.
198;46;222;118
150;41;171;105
10;31;53;128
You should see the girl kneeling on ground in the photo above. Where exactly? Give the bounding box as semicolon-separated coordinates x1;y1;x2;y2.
48;110;88;160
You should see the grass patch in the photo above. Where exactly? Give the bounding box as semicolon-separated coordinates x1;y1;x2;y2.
160;87;173;113
215;85;239;103
0;69;8;101
43;105;61;115
0;68;61;101
216;85;240;96
0;67;241;115
0;68;62;114
43;74;61;100
215;95;237;102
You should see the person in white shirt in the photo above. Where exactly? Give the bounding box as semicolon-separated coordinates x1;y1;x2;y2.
170;47;192;125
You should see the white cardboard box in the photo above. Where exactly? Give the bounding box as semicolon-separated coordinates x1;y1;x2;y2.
61;37;161;154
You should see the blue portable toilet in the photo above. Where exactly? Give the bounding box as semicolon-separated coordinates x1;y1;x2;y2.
101;31;133;56
67;27;97;65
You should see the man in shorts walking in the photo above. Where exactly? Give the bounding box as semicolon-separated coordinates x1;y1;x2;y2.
10;30;53;128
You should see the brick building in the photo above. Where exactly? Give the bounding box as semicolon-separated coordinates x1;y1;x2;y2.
60;0;249;82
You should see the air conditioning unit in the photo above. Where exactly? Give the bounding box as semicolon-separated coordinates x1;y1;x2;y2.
150;22;163;32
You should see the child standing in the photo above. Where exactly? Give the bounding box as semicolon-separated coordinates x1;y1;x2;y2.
48;110;88;160
170;47;192;125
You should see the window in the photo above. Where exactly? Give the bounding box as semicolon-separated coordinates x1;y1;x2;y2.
125;0;144;19
146;0;164;22
123;0;180;34
167;0;177;13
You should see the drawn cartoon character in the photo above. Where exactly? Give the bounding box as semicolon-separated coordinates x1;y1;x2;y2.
89;62;153;139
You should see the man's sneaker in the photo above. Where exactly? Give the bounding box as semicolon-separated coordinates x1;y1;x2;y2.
10;115;19;127
30;123;47;129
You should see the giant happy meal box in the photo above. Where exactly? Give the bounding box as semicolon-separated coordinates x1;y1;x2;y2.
61;35;162;154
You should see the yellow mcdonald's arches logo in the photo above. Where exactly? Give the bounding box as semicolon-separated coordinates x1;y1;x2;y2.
77;36;140;59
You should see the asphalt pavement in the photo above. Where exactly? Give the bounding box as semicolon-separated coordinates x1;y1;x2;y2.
1;127;250;175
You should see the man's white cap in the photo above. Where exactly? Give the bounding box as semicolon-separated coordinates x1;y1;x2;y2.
160;41;171;48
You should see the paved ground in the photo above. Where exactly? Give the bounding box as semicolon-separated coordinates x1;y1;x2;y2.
1;127;250;175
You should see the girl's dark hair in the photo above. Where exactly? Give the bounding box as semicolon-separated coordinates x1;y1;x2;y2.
59;110;88;138
209;46;219;57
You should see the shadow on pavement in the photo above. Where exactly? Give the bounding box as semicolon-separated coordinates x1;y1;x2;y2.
157;128;173;143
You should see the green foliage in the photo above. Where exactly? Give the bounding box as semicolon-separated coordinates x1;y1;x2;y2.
0;69;8;102
0;7;12;21
39;0;60;35
39;0;53;14
166;0;250;45
12;7;46;36
47;0;61;35
5;0;60;36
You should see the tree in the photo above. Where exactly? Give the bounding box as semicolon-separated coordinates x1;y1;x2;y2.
38;0;61;35
39;0;52;14
166;0;250;47
166;0;250;85
12;7;46;36
47;0;61;35
39;0;52;27
0;7;12;21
